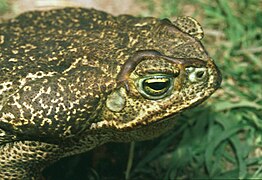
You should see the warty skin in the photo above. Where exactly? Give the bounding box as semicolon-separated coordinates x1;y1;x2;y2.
0;8;221;179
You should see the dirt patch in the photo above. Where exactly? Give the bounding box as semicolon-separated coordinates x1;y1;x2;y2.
1;0;149;20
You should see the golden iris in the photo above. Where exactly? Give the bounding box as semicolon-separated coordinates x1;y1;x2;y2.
142;78;171;96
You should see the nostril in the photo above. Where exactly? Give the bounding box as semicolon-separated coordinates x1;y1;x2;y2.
186;67;207;82
196;70;205;79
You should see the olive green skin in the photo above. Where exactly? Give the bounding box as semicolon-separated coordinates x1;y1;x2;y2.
0;8;221;179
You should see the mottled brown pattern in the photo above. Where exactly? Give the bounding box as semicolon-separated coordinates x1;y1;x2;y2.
0;7;221;178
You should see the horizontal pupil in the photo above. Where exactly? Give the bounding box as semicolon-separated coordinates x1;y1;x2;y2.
144;79;170;91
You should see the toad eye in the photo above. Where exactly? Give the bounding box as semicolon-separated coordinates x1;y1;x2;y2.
137;75;174;100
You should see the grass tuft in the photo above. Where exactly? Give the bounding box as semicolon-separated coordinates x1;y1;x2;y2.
0;0;10;15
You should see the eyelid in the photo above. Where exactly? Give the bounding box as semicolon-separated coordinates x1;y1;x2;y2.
138;74;174;80
136;70;179;77
145;77;170;83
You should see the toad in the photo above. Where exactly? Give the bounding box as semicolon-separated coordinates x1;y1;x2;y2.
0;7;221;178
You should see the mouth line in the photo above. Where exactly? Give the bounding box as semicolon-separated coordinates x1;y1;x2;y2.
90;106;183;131
91;78;220;132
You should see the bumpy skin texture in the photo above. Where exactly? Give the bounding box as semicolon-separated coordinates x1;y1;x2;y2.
0;8;221;179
